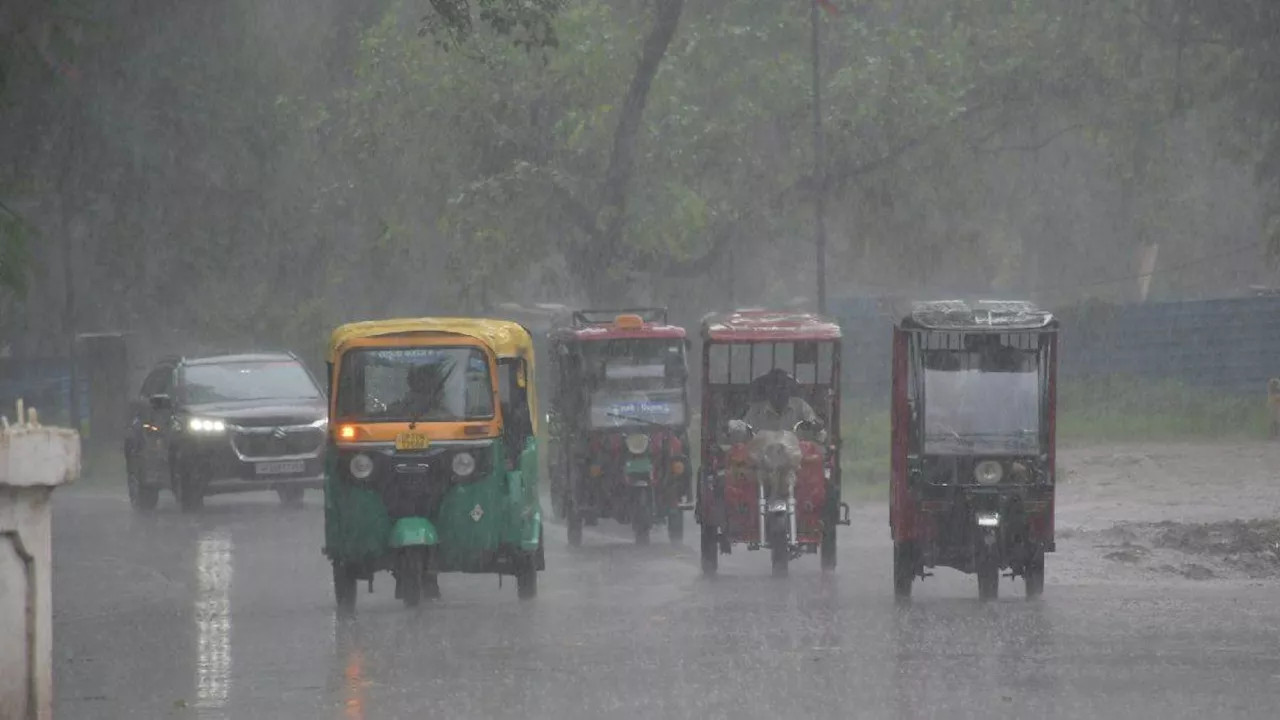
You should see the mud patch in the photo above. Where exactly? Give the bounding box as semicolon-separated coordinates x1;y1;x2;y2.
1149;519;1280;578
1102;545;1150;564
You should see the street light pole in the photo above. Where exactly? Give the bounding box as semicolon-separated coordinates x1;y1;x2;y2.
810;0;828;316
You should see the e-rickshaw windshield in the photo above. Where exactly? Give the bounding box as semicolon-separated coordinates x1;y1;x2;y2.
922;347;1041;455
581;338;687;429
335;346;495;422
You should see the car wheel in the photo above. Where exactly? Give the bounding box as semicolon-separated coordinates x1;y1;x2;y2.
172;464;204;513
277;487;305;509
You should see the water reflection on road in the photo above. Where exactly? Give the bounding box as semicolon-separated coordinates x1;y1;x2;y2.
194;529;233;718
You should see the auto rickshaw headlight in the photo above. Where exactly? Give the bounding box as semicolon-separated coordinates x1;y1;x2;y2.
452;451;476;478
974;460;1003;485
349;453;374;480
670;459;686;476
625;434;650;455
589;464;603;478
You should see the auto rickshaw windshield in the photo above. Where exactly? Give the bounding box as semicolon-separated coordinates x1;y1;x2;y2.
335;346;495;422
922;347;1041;455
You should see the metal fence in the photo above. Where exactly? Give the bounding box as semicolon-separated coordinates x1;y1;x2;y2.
830;294;1280;406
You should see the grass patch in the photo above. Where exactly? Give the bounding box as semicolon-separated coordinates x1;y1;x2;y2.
1057;376;1268;444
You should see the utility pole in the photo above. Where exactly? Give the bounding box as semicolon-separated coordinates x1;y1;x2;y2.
810;0;829;316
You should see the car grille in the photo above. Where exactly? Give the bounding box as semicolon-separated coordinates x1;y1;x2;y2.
232;428;324;459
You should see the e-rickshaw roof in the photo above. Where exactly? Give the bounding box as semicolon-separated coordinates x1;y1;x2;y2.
700;309;843;342
327;317;535;362
897;300;1058;331
549;308;687;342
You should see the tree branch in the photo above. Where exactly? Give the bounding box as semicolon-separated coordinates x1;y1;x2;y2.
971;123;1083;155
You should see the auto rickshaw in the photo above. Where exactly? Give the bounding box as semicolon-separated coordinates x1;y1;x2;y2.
890;300;1058;600
547;308;693;545
696;310;850;576
323;318;544;611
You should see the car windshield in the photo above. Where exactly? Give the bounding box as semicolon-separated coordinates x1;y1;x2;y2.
923;354;1041;455
335;346;494;422
182;360;321;404
581;338;686;428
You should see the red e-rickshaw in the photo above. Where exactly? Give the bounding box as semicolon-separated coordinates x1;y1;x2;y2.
547;309;693;545
696;310;851;576
890;300;1059;600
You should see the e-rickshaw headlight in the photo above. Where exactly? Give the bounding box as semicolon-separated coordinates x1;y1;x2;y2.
349;453;374;480
974;460;1004;486
625;434;650;455
452;451;476;478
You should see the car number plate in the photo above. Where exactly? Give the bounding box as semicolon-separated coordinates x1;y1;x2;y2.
395;432;430;451
255;460;306;475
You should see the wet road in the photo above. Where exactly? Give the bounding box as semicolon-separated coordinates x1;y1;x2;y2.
54;488;1280;720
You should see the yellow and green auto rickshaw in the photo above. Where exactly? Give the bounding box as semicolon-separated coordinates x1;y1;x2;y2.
323;318;543;610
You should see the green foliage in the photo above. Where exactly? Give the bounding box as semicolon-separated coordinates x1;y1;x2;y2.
1058;376;1268;443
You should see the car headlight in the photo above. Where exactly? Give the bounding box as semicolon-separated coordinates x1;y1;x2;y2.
188;418;226;433
349;453;374;480
452;451;476;478
974;460;1004;485
625;434;650;455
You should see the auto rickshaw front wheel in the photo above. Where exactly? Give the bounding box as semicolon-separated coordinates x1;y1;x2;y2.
277;487;305;509
977;559;999;601
398;547;427;608
768;515;789;578
333;561;357;615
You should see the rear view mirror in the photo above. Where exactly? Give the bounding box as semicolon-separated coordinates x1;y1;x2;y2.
149;393;172;410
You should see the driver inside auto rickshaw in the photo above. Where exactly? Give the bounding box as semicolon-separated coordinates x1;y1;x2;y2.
386;361;453;420
738;368;822;434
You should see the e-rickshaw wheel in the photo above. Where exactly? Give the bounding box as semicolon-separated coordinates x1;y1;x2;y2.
126;460;159;513
892;542;914;599
1024;553;1045;599
567;505;583;547
667;507;684;544
768;515;789;578
632;488;652;545
977;560;999;601
333;561;357;614
699;522;718;576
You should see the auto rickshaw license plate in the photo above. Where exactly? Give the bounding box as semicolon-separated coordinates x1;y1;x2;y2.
395;432;430;451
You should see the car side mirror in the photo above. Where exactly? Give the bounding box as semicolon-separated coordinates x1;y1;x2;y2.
149;393;172;410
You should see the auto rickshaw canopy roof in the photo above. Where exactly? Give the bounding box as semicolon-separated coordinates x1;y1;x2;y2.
897;299;1058;331
700;309;843;342
327;317;535;363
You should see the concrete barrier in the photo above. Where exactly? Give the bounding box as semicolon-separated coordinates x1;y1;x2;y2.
0;404;80;720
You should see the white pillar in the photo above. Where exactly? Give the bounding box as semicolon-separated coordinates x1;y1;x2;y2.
0;411;80;720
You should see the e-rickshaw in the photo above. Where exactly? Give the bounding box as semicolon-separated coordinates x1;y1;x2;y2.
547;308;693;546
696;310;851;576
324;318;544;611
890;300;1058;600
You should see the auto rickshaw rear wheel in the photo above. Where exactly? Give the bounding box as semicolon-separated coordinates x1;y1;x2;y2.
892;542;915;599
333;561;357;614
516;525;541;600
1024;554;1045;599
